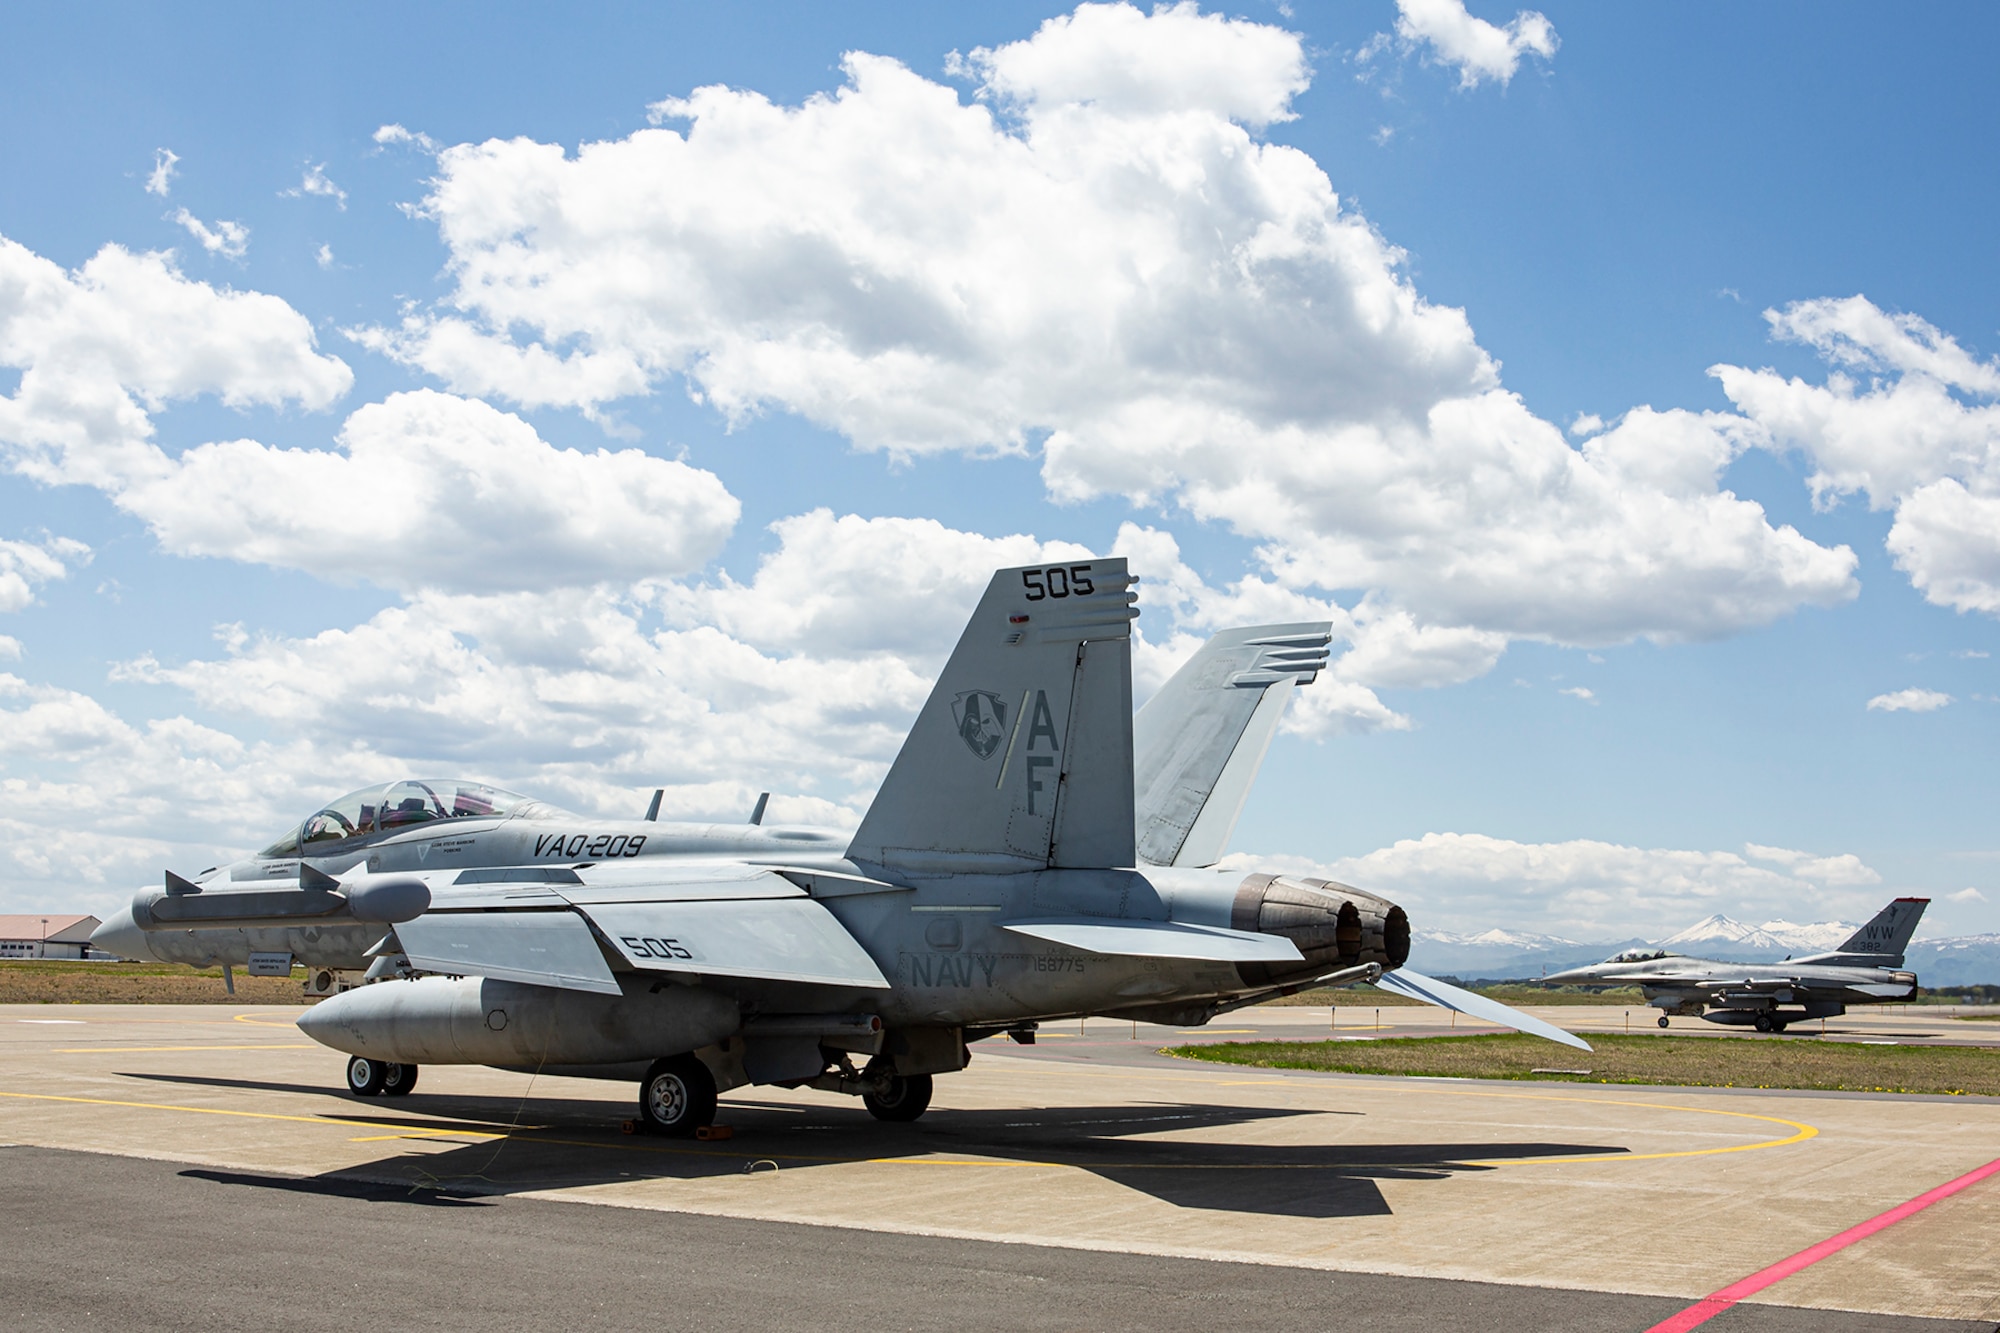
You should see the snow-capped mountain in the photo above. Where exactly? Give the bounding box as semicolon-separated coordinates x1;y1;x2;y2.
1407;928;1637;979
1658;914;1859;955
1908;934;2000;988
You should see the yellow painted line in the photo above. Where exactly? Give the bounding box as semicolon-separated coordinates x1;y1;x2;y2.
350;1133;490;1143
0;1089;506;1138
0;1060;1819;1174
1427;1089;1818;1165
54;1044;317;1053
991;1054;1820;1167
1178;1029;1255;1035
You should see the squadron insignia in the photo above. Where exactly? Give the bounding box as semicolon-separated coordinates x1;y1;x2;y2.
951;690;1009;760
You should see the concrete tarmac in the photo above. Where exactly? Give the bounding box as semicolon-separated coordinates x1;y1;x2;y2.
4;1003;1997;1330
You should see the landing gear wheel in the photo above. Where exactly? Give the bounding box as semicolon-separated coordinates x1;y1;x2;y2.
1770;1020;1789;1034
1753;1013;1775;1033
638;1055;717;1137
381;1063;419;1097
346;1056;388;1097
863;1073;933;1122
1657;1016;1670;1029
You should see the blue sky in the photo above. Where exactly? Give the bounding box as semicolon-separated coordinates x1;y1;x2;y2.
2;1;1996;941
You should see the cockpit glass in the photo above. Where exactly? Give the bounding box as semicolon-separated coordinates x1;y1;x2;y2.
260;779;561;856
1608;948;1676;963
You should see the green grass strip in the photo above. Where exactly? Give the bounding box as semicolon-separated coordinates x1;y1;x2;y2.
1167;1032;2000;1097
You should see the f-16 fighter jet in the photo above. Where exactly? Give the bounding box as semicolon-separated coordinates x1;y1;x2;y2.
95;559;1586;1135
1542;897;1929;1031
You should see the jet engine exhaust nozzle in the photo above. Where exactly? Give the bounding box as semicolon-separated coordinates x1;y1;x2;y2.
1230;873;1410;986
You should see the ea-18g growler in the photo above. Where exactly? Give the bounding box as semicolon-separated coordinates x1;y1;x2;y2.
95;558;1585;1134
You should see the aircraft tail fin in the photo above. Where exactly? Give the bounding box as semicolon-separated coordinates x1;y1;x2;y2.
1830;897;1929;964
1132;623;1332;868
847;559;1139;874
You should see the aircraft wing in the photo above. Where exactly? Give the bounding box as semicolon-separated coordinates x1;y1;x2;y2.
1001;918;1306;963
1376;968;1592;1051
1133;624;1332;868
394;867;890;993
589;898;889;989
394;910;623;995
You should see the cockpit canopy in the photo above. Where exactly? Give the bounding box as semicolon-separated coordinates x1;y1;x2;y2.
260;780;565;857
1607;948;1677;963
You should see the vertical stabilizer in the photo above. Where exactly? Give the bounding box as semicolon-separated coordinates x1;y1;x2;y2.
847;559;1139;874
1832;897;1929;964
1132;624;1332;867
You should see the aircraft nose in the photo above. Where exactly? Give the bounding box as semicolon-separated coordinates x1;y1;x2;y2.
90;906;155;962
1542;967;1596;985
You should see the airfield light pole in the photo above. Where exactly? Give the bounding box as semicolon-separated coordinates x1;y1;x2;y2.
39;917;46;960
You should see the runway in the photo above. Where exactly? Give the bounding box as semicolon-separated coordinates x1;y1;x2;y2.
3;1003;1996;1330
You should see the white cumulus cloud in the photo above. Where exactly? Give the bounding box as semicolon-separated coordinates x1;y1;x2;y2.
1715;296;2000;617
281;163;347;209
169;208;249;260
352;4;1851;663
1389;0;1559;90
1;235;731;593
1866;687;1953;713
0;236;351;489
120;390;740;593
1221;831;1886;938
0;535;90;613
145;148;179;197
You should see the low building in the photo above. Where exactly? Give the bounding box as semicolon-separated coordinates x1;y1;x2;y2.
0;915;103;960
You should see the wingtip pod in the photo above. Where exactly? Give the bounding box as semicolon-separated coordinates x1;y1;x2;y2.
1377;967;1593;1052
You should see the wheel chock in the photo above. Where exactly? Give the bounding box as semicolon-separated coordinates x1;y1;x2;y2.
695;1124;734;1141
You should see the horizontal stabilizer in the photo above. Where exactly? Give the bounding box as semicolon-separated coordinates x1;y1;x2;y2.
394;910;623;995
1001;918;1304;963
1134;623;1332;868
1376;967;1592;1051
587;898;889;990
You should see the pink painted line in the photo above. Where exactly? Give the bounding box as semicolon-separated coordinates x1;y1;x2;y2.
1645;1156;2000;1333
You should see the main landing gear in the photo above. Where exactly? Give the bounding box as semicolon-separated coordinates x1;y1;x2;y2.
638;1054;718;1138
1753;1014;1789;1033
862;1073;933;1122
347;1056;419;1098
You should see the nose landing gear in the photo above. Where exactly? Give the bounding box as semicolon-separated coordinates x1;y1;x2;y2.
1657;1015;1670;1029
346;1056;419;1097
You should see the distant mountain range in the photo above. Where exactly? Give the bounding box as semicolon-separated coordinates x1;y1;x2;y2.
1410;914;2000;988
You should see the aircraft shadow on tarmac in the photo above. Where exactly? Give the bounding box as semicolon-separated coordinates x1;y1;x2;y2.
127;1071;1625;1220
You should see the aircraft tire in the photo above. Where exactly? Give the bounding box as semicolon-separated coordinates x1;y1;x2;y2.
381;1063;419;1097
1770;1020;1789;1034
346;1056;388;1097
1657;1016;1669;1029
638;1055;716;1137
863;1073;933;1122
1753;1014;1774;1032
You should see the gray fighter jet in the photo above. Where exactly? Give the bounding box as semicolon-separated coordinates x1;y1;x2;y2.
1542;897;1929;1031
94;558;1586;1135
